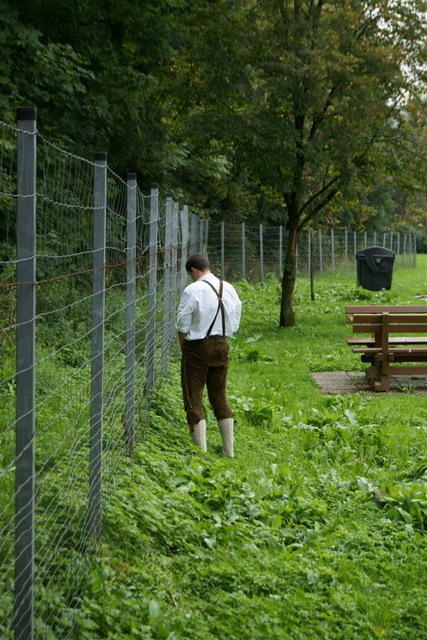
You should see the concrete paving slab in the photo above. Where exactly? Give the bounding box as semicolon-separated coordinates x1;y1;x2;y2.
312;371;427;395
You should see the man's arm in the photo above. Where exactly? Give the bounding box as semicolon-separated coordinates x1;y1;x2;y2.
176;289;194;347
230;286;242;333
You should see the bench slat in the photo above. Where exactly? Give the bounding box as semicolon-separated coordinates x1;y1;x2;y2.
347;337;427;345
384;365;427;375
361;353;427;363
353;348;427;354
352;313;427;323
353;323;427;333
346;305;427;313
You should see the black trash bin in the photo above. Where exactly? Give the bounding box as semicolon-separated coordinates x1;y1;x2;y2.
356;246;395;291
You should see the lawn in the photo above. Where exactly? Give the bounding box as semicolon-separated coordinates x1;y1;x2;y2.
1;258;426;639
70;257;426;640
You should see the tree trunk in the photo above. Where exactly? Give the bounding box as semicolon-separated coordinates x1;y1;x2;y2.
279;226;299;327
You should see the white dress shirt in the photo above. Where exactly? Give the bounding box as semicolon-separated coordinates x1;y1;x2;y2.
176;272;242;340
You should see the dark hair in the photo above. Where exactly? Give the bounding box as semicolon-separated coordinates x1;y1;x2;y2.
186;253;210;272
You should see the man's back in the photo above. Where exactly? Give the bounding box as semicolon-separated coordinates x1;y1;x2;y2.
176;272;241;341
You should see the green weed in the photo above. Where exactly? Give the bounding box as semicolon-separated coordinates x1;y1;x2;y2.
1;259;426;638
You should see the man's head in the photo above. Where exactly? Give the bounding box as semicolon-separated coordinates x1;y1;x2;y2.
186;253;210;281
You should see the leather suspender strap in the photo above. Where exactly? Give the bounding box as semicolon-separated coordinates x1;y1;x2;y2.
203;279;226;337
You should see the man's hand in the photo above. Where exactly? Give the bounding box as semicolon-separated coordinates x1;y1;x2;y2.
178;331;187;351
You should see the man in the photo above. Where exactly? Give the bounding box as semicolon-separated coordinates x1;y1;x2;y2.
176;253;242;457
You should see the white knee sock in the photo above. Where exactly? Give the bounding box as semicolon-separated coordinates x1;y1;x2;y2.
218;418;234;458
190;419;207;452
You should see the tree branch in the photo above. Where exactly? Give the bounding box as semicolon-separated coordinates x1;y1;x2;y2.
313;0;325;27
308;82;345;141
298;174;341;217
297;91;406;229
277;0;289;25
297;186;340;231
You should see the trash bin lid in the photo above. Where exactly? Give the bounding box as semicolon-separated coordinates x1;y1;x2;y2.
356;246;395;259
356;246;395;274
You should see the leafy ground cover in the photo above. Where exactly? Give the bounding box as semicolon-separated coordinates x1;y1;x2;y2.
74;257;427;640
2;259;427;639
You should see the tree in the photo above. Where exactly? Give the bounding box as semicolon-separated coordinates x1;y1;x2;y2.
238;0;426;325
1;0;425;299
163;0;426;323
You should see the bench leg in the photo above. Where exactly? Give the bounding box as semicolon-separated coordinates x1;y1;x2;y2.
374;377;391;392
374;355;391;392
366;365;377;388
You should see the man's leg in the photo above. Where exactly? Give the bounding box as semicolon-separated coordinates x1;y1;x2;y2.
181;342;208;450
206;364;234;457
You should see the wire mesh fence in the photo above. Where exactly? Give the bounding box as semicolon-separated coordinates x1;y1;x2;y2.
0;108;418;639
0;111;201;640
207;222;417;282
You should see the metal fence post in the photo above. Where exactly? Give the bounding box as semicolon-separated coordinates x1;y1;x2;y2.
194;214;199;253
383;232;386;248
15;106;37;640
89;151;107;540
199;218;203;254
344;229;348;270
331;228;335;272
198;218;204;253
397;232;400;257
161;197;173;376
189;213;198;254
307;229;311;277
279;225;283;277
221;221;225;278
202;219;209;254
145;185;159;396
241;222;246;279
309;229;315;300
373;231;377;246
125;173;137;455
259;223;264;280
353;231;357;261
171;201;179;306
318;229;323;274
180;205;189;289
168;201;179;359
188;213;194;254
364;231;367;248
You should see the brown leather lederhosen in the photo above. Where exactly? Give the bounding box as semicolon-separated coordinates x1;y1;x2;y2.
181;279;233;427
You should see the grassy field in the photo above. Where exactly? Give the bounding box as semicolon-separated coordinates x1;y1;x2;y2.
66;257;426;640
1;258;426;639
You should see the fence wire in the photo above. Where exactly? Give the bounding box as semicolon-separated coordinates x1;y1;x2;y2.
207;223;416;282
0;112;419;640
0;117;200;640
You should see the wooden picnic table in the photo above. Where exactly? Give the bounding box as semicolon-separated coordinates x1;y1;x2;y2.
346;305;427;391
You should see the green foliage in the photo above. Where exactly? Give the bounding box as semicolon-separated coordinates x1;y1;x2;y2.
2;0;425;227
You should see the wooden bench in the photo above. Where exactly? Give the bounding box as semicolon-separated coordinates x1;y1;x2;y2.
346;305;427;391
